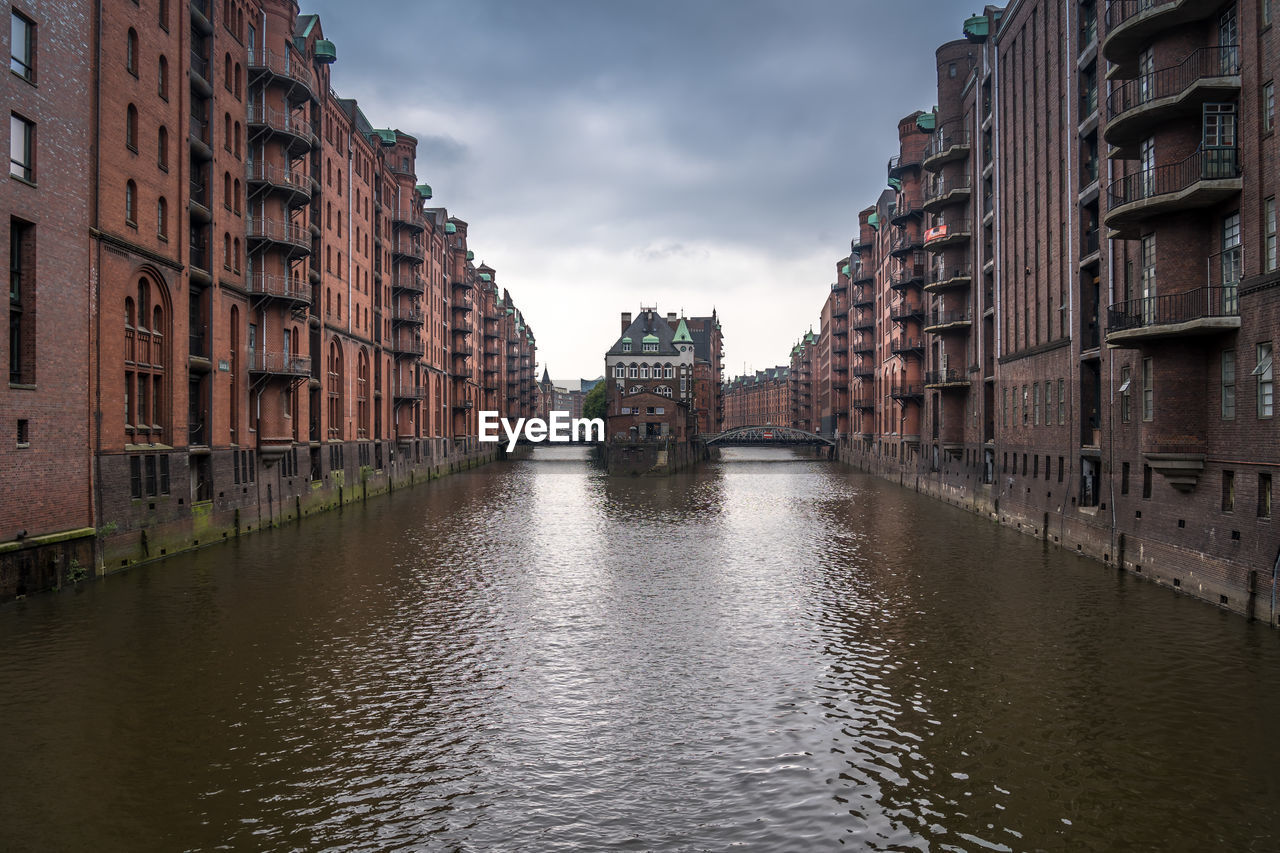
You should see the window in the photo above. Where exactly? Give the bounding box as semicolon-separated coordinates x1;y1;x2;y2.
1033;382;1040;425
158;55;169;100
159;0;170;30
9;218;34;384
125;180;137;225
1141;358;1154;421
1265;0;1274;28
156;197;167;240
621;340;631;353
1140;234;1156;321
124;278;167;439
1266;197;1277;273
665;366;673;379
628;365;638;379
1260;473;1272;519
1256;343;1274;418
613;364;624;378
1265;83;1276;133
1222;350;1236;419
1222;212;1241;313
126;104;138;151
10;10;34;81
126;28;138;76
1143;464;1153;499
1058;378;1065;424
643;341;658;353
1223;470;1236;513
1122;462;1130;495
1203;103;1237;148
10;113;33;181
639;365;649;379
1022;385;1029;425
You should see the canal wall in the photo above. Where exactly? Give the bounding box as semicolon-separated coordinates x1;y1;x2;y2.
603;439;708;476
839;443;1278;626
90;439;500;588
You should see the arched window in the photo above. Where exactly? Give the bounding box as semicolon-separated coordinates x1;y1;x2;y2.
223;113;231;151
233;122;241;158
327;340;344;440
357;350;370;438
125;180;137;225
223;172;231;208
124;276;168;439
158;56;169;100
157;126;168;170
157;197;167;239
159;0;169;30
232;179;240;214
232;238;240;273
234;63;241;98
223;233;231;269
126;104;138;151
224;54;232;91
229;305;239;442
126;29;138;75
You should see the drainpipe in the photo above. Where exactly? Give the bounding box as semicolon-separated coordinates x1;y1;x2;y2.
91;0;104;570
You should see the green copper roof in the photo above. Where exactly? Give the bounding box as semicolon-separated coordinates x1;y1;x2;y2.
868;212;881;230
416;183;432;199
478;273;491;282
916;112;936;132
314;39;337;63
964;14;990;38
888;177;902;191
642;333;660;344
621;336;632;342
672;317;694;344
445;222;457;234
466;250;474;260
374;128;396;146
840;263;850;275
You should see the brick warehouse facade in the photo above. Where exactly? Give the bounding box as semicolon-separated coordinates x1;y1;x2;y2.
723;366;790;429
1;0;538;599
790;1;1280;623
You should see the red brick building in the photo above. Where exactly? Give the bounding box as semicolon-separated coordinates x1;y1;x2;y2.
723;366;791;429
604;309;700;441
1;0;538;599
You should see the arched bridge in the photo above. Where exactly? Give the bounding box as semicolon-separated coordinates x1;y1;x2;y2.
704;426;836;447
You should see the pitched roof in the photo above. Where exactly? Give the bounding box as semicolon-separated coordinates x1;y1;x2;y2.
605;309;684;357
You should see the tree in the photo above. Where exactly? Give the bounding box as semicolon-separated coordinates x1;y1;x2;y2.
582;380;607;423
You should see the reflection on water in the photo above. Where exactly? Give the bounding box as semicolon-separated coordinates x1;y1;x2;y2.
1;447;1278;851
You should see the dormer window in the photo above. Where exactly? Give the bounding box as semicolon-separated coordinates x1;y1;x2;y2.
621;337;632;353
643;341;658;352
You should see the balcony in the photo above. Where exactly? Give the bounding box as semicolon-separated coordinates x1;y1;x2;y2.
924;368;972;390
1104;148;1241;234
1105;285;1240;347
852;393;876;410
852;264;875;286
246;272;311;306
247;46;315;102
393;384;427;400
1102;0;1223;76
391;236;425;263
246;217;311;257
852;286;874;308
452;343;474;359
890;337;924;355
1105;47;1241;149
453;399;475;411
925;263;972;292
889;259;925;291
391;273;424;294
889;300;924;323
451;299;473;317
452;275;475;291
388;337;425;357
246;351;311;378
852;337;875;355
924;308;974;334
923;173;972;213
888;153;921;179
246;104;314;153
246;162;311;206
392;305;424;325
392;211;425;233
852;365;874;379
923;125;971;171
890;231;924;257
923;219;971;252
889;382;924;399
890;197;924;226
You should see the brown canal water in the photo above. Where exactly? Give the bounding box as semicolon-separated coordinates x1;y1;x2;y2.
2;447;1278;852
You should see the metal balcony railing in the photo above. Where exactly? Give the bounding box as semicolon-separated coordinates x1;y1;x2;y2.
889;382;924;398
394;384;427;400
1107;147;1240;210
925;368;971;386
925;308;974;329
1107;46;1240;121
391;274;424;293
246;217;310;251
923;124;971;163
1107;285;1239;332
246;104;313;141
925;173;972;204
247;47;314;93
247;162;310;197
246;351;311;376
246;272;311;303
392;305;424;324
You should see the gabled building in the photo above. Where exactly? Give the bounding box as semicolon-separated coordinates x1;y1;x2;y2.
604;309;697;440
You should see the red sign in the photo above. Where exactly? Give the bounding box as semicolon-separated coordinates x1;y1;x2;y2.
924;224;949;242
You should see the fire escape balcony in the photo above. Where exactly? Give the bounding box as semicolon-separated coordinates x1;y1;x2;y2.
924;368;972;390
246;104;314;154
451;298;473;318
246;161;311;207
452;398;475;411
852;364;874;379
246;217;310;258
391;273;424;294
852;314;875;332
890;336;925;355
852;286;874;308
923;220;971;252
1105;47;1241;150
887;153;922;179
922;173;972;214
393;384;427;401
388;336;425;358
922;125;971;171
853;336;875;355
1102;0;1224;78
1104;148;1241;235
890;231;924;257
392;212;425;233
889;259;926;291
889;381;924;399
246;351;310;378
925;263;973;292
924;308;974;334
247;46;315;102
852;392;876;410
1106;284;1241;347
391;236;425;263
246;272;311;306
853;265;876;286
452;274;475;291
392;305;424;326
889;300;924;323
890;197;924;226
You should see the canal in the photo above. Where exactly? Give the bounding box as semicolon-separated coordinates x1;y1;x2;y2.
2;447;1278;851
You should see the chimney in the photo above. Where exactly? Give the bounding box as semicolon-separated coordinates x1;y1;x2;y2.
621;312;632;334
667;312;677;326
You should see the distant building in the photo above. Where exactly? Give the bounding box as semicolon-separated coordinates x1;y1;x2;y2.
723;367;791;429
604;309;698;440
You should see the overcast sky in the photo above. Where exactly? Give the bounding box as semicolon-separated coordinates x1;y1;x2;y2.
306;0;979;381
